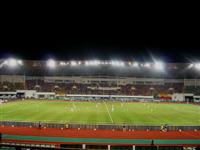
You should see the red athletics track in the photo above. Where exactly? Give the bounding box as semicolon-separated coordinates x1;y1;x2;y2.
0;126;200;139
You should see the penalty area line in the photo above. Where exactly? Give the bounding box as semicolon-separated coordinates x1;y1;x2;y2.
104;101;114;123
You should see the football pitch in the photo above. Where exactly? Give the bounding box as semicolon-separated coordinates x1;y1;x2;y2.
0;100;200;125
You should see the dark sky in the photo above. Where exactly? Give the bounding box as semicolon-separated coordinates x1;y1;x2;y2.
0;5;200;62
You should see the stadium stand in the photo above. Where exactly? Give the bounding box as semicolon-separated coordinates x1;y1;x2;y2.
0;76;194;96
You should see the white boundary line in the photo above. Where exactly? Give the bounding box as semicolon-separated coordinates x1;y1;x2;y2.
104;101;114;123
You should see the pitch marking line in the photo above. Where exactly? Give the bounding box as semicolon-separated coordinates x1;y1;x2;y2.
104;101;114;123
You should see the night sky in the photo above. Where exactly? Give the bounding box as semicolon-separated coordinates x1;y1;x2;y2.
0;6;200;62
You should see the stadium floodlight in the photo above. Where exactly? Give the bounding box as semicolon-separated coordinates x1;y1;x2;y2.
92;60;100;66
128;62;139;67
132;62;139;67
70;61;77;66
17;60;23;65
85;60;100;66
85;61;89;66
59;61;66;66
188;63;194;68
3;58;23;68
154;61;164;70
78;61;82;65
195;63;200;69
144;62;151;68
120;61;124;66
3;60;8;65
111;61;116;66
6;58;18;68
47;59;56;68
111;60;124;67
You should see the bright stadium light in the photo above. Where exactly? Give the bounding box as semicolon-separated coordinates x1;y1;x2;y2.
128;62;138;67
92;60;100;66
85;60;100;66
59;61;66;66
85;61;89;66
111;60;124;67
154;61;164;70
3;60;8;65
144;62;151;68
17;60;23;65
2;58;23;68
47;59;56;68
195;63;200;69
188;63;194;68
132;62;139;67
70;61;77;66
78;61;82;65
111;61;117;66
6;58;18;68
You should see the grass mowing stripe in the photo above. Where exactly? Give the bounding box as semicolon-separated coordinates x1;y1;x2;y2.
104;101;114;123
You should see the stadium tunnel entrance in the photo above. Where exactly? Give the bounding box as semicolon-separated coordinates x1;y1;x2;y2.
16;92;25;99
185;96;194;103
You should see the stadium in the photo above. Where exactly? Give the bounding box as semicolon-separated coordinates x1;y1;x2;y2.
0;58;199;150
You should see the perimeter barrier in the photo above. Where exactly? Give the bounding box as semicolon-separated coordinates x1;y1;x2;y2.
0;121;199;131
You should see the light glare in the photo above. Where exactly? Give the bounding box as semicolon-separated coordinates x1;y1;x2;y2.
70;61;77;66
188;63;194;68
85;60;100;66
144;63;150;68
59;61;66;66
154;61;164;70
195;63;200;69
111;61;124;66
17;60;23;65
47;59;56;68
7;58;18;67
133;62;139;67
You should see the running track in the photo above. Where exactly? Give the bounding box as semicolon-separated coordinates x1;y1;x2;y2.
0;126;200;147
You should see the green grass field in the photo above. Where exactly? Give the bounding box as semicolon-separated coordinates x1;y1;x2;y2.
0;100;200;125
